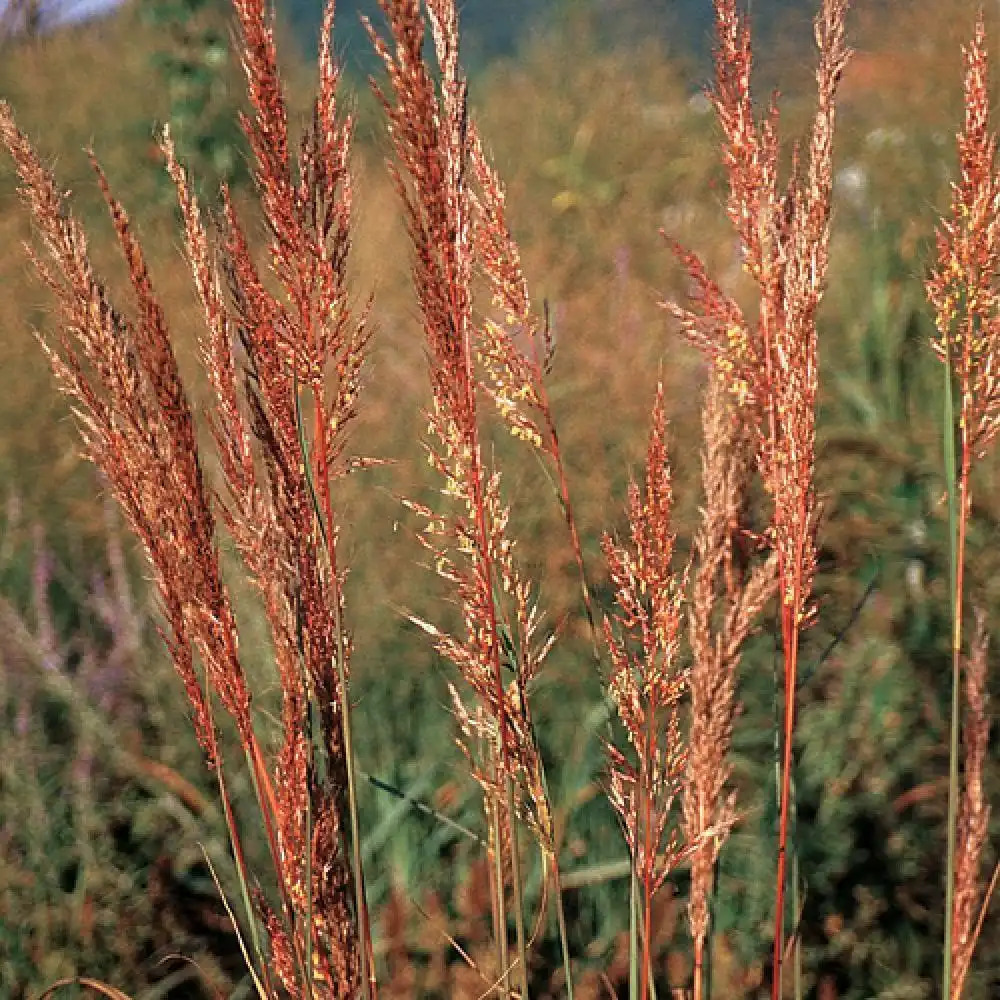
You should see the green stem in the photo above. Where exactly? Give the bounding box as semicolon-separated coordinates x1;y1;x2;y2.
492;797;512;1000
508;784;530;999
550;856;576;1000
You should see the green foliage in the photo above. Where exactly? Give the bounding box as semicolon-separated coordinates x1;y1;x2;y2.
0;510;240;997
142;0;248;196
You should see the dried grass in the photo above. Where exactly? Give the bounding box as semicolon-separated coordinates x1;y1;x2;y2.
5;0;1000;997
926;13;999;998
664;0;850;992
1;0;373;993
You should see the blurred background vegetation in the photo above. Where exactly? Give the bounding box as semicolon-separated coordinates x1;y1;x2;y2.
1;0;999;996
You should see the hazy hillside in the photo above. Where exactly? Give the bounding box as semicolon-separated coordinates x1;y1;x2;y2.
285;0;813;76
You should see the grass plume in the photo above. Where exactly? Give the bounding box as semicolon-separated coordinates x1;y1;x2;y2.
601;383;692;1000
366;1;571;993
683;373;778;1000
925;12;1000;996
0;0;374;993
664;0;850;993
7;0;1000;995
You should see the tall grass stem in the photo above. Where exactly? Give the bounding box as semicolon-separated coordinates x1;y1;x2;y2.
941;351;961;1000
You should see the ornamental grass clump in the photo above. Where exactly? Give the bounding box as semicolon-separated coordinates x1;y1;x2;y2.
682;374;778;1000
663;0;850;994
0;0;374;994
0;0;849;992
600;383;691;1000
366;1;575;994
925;13;998;997
16;0;1000;995
601;374;777;1000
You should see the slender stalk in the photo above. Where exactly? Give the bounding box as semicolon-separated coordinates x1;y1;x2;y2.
773;577;803;1000
629;868;640;1000
692;856;719;1000
792;798;802;1000
693;938;704;1000
303;714;316;1000
549;857;576;1000
507;784;530;999
705;857;721;1000
641;885;654;1000
941;353;961;1000
530;742;576;1000
221;748;269;992
640;716;656;1000
483;773;503;993
492;798;512;999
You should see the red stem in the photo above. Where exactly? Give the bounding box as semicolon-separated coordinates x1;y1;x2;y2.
772;496;807;1000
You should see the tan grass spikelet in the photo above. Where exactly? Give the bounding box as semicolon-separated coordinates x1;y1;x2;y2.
0;102;241;761
664;0;849;627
